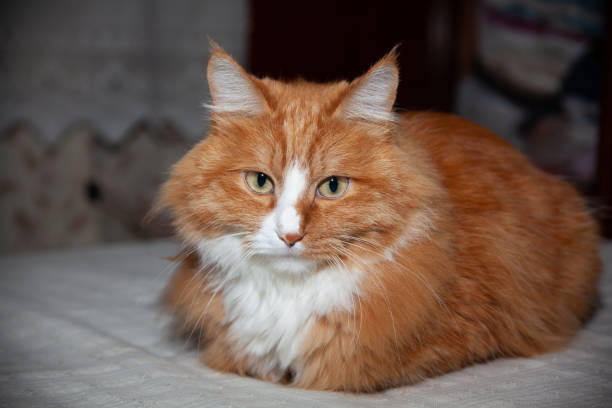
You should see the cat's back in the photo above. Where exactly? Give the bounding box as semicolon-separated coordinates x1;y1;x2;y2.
396;112;600;353
396;111;599;263
397;111;589;222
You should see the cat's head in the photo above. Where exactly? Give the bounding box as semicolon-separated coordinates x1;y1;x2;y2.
159;44;437;275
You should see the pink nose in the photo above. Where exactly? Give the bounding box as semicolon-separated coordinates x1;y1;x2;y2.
281;232;303;247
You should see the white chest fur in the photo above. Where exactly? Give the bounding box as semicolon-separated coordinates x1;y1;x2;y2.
197;235;363;376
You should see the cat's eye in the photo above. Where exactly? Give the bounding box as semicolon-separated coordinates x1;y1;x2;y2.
317;176;349;199
244;171;274;194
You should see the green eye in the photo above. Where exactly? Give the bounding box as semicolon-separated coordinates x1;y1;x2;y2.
245;171;274;194
317;176;349;199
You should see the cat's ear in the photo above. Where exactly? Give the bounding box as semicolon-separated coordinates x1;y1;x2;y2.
336;47;399;123
205;41;269;115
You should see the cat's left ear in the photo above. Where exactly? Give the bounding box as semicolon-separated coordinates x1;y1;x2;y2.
205;41;269;115
336;47;399;123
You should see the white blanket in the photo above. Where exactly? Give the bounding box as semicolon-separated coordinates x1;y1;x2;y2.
1;240;610;407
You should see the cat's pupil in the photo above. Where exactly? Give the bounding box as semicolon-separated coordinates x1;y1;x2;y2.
329;177;338;193
257;173;267;187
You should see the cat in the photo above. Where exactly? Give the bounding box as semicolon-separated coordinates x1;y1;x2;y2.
157;43;601;392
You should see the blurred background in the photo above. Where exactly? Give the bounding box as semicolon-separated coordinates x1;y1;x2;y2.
0;0;610;253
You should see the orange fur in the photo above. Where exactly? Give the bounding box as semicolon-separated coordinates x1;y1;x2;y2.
158;47;601;392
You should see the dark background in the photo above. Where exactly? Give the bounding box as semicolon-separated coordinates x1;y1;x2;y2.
250;0;465;112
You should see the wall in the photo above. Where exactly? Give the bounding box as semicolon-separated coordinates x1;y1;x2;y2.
0;0;248;252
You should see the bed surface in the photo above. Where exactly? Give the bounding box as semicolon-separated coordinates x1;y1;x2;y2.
1;239;611;407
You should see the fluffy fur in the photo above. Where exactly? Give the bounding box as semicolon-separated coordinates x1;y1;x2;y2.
157;45;601;392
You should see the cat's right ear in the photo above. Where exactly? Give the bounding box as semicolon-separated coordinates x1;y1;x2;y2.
205;42;269;115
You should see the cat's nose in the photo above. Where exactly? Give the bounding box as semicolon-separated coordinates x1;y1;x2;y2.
279;232;303;247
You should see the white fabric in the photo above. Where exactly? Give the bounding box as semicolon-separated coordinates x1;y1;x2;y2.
0;239;610;407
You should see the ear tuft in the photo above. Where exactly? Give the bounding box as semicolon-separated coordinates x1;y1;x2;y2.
338;47;400;123
205;43;268;115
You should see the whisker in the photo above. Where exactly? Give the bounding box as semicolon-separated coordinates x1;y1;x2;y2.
333;242;404;372
334;235;451;317
328;249;361;350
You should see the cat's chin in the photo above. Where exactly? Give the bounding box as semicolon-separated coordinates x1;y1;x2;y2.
253;253;319;276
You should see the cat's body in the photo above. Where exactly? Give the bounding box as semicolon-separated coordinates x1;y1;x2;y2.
159;45;601;392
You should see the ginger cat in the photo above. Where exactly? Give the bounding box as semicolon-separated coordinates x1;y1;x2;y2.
158;44;601;392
